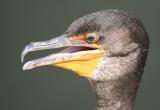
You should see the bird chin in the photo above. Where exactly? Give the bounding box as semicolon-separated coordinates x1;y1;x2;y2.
23;46;105;77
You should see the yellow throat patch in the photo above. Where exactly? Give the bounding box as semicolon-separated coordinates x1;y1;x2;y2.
53;51;104;77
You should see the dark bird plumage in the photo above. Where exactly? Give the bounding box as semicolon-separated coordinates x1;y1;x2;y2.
21;10;149;110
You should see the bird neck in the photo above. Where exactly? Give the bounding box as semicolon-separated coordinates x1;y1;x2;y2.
88;49;145;110
89;77;139;110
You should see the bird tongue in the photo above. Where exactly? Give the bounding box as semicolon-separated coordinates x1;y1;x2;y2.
61;46;96;53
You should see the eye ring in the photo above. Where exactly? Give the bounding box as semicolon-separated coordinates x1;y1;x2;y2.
85;35;100;43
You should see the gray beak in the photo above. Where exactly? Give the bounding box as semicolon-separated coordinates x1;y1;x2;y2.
21;34;77;70
21;34;100;71
21;34;70;63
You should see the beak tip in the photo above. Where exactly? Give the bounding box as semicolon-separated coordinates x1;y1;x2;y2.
21;44;31;63
21;56;24;63
23;62;33;70
21;50;27;63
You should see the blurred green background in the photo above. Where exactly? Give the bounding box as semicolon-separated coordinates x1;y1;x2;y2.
1;0;160;110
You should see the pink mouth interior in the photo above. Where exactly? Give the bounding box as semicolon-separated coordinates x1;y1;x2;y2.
61;46;97;53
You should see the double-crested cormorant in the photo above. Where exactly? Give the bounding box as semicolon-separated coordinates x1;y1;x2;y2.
21;10;149;110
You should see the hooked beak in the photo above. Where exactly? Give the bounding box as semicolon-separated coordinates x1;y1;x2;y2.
21;34;70;63
21;34;105;77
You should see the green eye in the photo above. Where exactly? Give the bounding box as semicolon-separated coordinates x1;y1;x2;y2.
85;36;99;43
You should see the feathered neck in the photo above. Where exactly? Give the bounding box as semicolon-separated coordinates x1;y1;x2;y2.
89;76;140;110
88;48;147;110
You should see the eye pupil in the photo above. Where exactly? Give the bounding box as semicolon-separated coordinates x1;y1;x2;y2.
86;36;95;42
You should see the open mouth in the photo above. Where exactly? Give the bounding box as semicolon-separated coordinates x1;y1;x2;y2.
61;46;98;53
21;34;104;71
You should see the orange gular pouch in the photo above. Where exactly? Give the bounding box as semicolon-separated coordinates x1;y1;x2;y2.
54;57;101;77
53;50;104;77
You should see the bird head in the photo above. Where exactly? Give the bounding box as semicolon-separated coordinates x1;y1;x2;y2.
21;10;149;80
